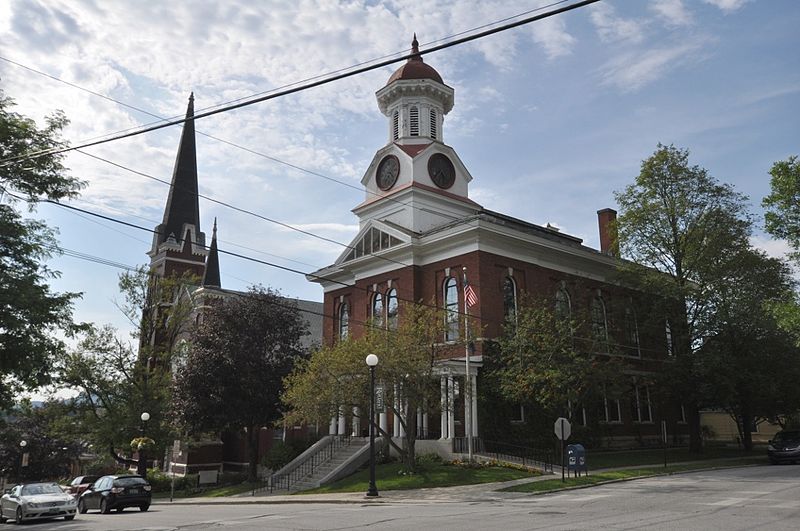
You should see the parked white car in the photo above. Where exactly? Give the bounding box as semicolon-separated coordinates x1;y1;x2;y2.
0;482;77;524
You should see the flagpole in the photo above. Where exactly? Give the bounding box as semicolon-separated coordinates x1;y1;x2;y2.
462;266;473;463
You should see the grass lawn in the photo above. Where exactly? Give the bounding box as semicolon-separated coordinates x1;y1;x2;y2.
501;456;767;494
587;445;767;469
301;461;538;494
152;482;260;499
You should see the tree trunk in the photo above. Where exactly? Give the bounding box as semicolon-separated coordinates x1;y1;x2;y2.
741;410;754;452
247;425;260;482
403;401;418;472
687;402;702;454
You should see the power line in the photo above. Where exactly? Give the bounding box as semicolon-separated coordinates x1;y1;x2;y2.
0;0;601;167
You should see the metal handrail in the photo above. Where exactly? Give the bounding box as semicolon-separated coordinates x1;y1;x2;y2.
477;439;554;472
252;434;352;495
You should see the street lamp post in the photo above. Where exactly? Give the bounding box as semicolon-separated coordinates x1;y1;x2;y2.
365;354;379;498
18;440;27;483
138;412;150;478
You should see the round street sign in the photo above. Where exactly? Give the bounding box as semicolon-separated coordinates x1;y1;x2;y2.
554;417;571;440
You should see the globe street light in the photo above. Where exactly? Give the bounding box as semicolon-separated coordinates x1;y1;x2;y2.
138;412;150;478
365;354;379;498
19;440;27;483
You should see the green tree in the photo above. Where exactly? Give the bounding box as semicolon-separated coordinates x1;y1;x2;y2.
171;286;309;482
614;144;752;453
0;90;83;407
283;302;449;472
700;249;800;450
763;155;800;259
491;295;625;421
58;268;196;476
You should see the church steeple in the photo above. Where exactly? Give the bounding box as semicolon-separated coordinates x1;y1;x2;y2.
148;92;207;279
157;92;201;246
201;218;221;288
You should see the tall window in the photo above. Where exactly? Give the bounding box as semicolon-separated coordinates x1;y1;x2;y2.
392;110;399;140
429;108;437;140
555;286;571;319
444;276;459;341
502;276;517;321
372;292;384;329
386;288;399;330
568;400;587;427
624;306;640;356
599;394;621;423
632;385;652;423
665;319;674;356
338;303;349;339
591;295;608;348
409;106;419;136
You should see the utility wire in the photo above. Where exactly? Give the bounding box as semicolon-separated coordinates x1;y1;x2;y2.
0;0;601;167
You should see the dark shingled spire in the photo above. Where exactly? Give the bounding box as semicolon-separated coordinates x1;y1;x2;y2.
158;92;200;246
202;218;221;288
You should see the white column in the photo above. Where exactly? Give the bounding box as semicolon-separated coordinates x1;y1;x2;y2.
447;375;456;439
399;400;406;438
352;407;360;437
417;408;423;437
337;407;346;435
329;416;337;435
440;376;447;439
471;374;479;438
379;412;388;434
423;412;429;438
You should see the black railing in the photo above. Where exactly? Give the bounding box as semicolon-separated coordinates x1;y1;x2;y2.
478;439;554;472
416;428;442;440
452;436;485;454
252;434;351;495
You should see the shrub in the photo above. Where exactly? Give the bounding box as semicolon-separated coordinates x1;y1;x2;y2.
262;441;298;472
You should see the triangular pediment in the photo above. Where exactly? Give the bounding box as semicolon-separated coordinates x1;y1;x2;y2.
335;220;411;265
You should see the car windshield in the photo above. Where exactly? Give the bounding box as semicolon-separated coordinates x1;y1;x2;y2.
21;483;63;496
774;431;800;443
114;477;147;487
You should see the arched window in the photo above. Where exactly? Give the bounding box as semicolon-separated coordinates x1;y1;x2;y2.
372;292;384;329
444;276;459;341
591;295;608;348
392;110;399;140
429;108;437;140
665;319;673;356
386;289;399;330
338;303;350;339
409;106;419;136
503;276;517;321
555;286;571;319
624;306;640;356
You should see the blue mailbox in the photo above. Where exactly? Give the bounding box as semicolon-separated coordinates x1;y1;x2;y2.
566;444;587;476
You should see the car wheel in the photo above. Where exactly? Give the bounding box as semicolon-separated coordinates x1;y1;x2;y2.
64;515;75;521
0;507;6;524
100;499;110;514
139;504;149;512
15;507;23;525
78;499;88;514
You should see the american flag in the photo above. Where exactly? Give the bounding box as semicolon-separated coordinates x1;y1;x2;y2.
464;278;478;307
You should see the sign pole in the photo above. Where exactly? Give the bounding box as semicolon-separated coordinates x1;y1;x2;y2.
561;419;565;482
662;420;668;469
462;267;473;463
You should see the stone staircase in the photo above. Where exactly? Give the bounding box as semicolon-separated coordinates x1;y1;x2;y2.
288;438;368;492
262;436;374;494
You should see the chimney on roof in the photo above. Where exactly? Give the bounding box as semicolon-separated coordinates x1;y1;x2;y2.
597;208;618;256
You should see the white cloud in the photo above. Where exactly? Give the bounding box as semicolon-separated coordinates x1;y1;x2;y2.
750;235;792;262
529;16;576;60
597;38;710;92
650;0;693;27
703;0;749;13
590;3;644;43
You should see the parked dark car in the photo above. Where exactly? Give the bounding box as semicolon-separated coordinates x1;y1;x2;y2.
66;475;100;497
767;430;800;464
0;482;77;524
77;475;151;514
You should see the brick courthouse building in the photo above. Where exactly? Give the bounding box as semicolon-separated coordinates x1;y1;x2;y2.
308;37;688;449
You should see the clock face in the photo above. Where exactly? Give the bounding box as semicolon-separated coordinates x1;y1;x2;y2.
376;155;400;191
427;153;456;189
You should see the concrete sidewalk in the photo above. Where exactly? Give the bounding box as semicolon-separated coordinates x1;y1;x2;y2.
152;458;763;506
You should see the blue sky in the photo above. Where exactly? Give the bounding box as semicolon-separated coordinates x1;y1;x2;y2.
1;0;798;347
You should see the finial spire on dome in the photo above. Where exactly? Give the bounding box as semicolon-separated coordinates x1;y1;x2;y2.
412;34;419;54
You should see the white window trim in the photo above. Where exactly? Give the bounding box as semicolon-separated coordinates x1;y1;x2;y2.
633;385;653;424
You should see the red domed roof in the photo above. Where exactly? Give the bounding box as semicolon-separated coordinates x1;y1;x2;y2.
386;35;443;86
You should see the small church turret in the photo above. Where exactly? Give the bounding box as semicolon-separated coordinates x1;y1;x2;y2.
201;218;221;288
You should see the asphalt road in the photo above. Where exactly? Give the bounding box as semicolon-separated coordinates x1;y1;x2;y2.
12;465;799;530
